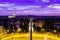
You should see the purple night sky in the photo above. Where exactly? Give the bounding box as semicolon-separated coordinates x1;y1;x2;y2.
0;0;60;16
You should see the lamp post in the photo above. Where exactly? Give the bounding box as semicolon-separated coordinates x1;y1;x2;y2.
29;17;33;40
57;26;59;37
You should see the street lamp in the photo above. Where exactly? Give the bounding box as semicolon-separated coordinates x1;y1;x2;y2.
29;17;34;40
57;26;60;37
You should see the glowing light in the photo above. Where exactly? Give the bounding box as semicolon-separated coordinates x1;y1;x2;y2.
8;16;14;18
29;22;34;33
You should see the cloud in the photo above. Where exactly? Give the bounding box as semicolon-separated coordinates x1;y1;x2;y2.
48;4;60;9
42;0;50;2
0;2;14;7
